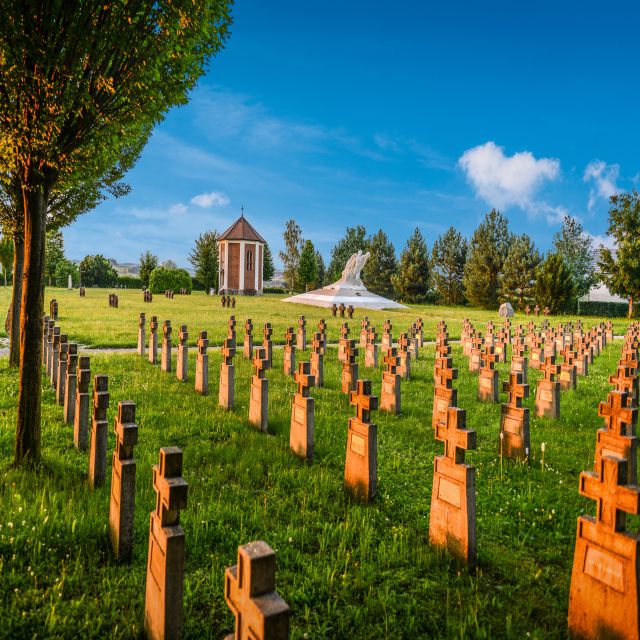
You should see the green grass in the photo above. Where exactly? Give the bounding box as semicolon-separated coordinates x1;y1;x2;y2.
0;286;631;347
0;306;635;638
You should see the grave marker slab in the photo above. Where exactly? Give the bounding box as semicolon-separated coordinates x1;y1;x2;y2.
244;319;254;359
283;327;296;377
176;325;188;382
88;374;109;489
341;340;359;394
535;356;561;418
74;356;91;451
297;315;306;351
290;362;315;462
249;348;270;432
195;331;209;396
310;332;325;388
161;320;172;373
500;372;530;461
219;338;236;410
138;313;146;356
63;344;78;425
149;316;159;365
381;349;401;415
56;335;69;406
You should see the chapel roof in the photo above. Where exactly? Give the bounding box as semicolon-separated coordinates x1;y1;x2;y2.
219;211;266;243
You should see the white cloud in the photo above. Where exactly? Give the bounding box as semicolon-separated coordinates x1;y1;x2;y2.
169;203;188;215
190;191;230;208
458;141;560;211
583;160;620;210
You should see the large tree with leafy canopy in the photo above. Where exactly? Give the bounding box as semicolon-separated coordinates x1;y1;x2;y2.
597;191;640;318
0;1;232;465
188;230;219;292
553;215;596;301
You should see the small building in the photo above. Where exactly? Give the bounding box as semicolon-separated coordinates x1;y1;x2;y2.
218;211;265;295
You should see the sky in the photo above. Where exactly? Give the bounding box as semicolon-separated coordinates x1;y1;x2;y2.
64;0;640;270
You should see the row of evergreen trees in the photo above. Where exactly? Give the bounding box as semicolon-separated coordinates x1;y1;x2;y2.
280;210;596;312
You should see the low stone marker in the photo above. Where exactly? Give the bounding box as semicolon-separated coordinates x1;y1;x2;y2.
338;302;346;318
535;356;561;418
477;345;498;403
195;330;209;396
219;338;236;410
74;356;91;451
244;319;254;359
143;289;152;303
568;456;640;639
500;372;530;461
297;315;306;351
529;334;543;370
317;319;327;351
149;316;159;365
42;315;50;365
249;347;270;432
331;303;337;317
88;374;109;489
364;326;378;369
595;390;638;484
415;317;424;348
109;401;138;562
176;325;188;382
144;447;188;640
429;406;477;568
79;286;86;297
609;364;638;406
560;346;577;391
381;348;401;415
359;316;370;347
344;380;378;502
310;331;325;387
49;298;58;320
341;339;358;394
263;323;273;368
283;327;296;377
396;333;410;380
290;362;315;462
432;358;458;430
161;320;172;373
338;322;349;363
469;334;483;374
510;338;528;384
224;541;290;640
63;344;78;424
227;315;237;348
56;335;69;406
381;319;392;354
347;304;354;319
138;313;146;356
50;327;61;388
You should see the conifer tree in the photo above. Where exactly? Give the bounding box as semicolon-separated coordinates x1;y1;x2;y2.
263;243;275;283
430;226;467;305
534;252;575;314
499;234;540;309
139;251;159;288
362;229;397;298
391;228;430;303
315;250;326;288
279;219;303;291
553;215;596;300
188;230;219;292
327;225;367;282
298;240;319;291
463;209;511;308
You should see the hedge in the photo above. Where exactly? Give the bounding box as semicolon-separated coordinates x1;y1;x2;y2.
577;300;629;317
263;287;287;294
117;276;143;289
148;267;193;294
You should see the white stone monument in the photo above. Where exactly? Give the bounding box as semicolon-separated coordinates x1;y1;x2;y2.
68;274;73;290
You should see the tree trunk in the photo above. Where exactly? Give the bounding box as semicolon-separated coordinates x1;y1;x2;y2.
9;236;24;367
630;296;635;319
15;184;48;466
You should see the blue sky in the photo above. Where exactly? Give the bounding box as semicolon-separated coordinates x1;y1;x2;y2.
65;0;640;269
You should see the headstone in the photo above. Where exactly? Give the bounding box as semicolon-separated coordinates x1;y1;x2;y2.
317;319;327;351
510;338;528;384
310;332;325;388
227;315;237;348
297;315;306;351
109;401;138;562
244;319;254;359
263;323;273;368
195;330;209;396
290;362;315;462
56;335;69;406
331;303;337;317
176;325;188;382
68;274;73;290
219;338;236;410
344;380;378;502
74;356;91;451
63;344;78;425
50;327;61;388
478;346;499;403
359;316;370;348
381;348;401;415
42;315;50;365
364;327;378;369
396;333;411;380
88;374;109;489
138;313;146;356
79;286;86;297
529;334;543;371
341;339;358;394
500;372;530;461
144;447;188;640
560;346;578;391
609;364;638;407
429;406;477;568
338;303;346;318
338;322;349;363
535;356;561;418
283;327;296;377
347;304;354;319
568;456;640;639
224;541;290;640
161;320;172;373
432;357;458;430
469;334;483;374
415;317;424;348
249;347;270;432
381;319;392;354
149;316;159;365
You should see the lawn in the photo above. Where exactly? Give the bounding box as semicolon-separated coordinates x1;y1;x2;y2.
0;291;635;638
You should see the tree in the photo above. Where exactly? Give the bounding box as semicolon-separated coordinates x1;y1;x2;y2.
0;235;13;286
162;259;178;270
597;191;640;318
315;250;326;288
327;225;368;283
553;215;596;301
0;1;232;464
188;230;219;292
149;267;192;294
430;227;468;305
463;209;512;308
279;219;303;291
534;253;575;314
298;240;319;291
391;228;430;303
499;234;540;310
44;230;65;287
263;243;275;283
79;255;118;288
362;229;397;298
54;259;80;288
139;251;159;288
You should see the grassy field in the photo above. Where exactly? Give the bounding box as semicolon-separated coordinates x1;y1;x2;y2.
0;291;635;638
0;286;632;348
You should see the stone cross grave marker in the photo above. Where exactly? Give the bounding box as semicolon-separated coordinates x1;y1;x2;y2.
347;304;354;319
535;355;561;418
263;323;273;368
144;447;188;640
331;303;337;317
429;406;477;568
529;334;543;371
283;327;296;377
396;332;411;380
290;362;315;462
310;332;325;387
56;334;69;406
74;356;91;451
407;324;419;361
63;344;78;425
224;541;290;640
297;315;306;351
359;316;370;348
244;318;254;359
228;315;237;348
317;319;327;350
381;319;392;354
478;345;498;403
49;326;61;388
494;328;508;363
41;315;50;365
381;348;401;415
560;346;578;391
49;298;58;320
249;347;270;432
344;379;378;502
109;401;138;562
432;357;458;431
568;456;640;639
510;338;528;383
88;374;109;489
338;322;349;363
138;312;146;356
364;326;378;369
338;302;346;318
469;334;483;374
195;330;209;396
595;390;638;484
415;317;424;348
176;325;188;382
219;337;236;410
609;364;638;407
341;339;359;394
149;316;159;365
500;372;530;461
161;320;172;373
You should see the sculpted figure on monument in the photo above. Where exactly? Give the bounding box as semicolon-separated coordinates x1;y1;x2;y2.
336;250;371;288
